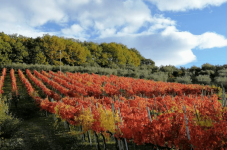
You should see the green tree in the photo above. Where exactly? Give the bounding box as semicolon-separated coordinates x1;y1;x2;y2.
42;35;66;65
129;50;140;66
189;65;200;76
24;37;47;64
201;63;216;71
100;42;127;66
129;47;145;60
141;59;155;66
160;65;178;74
99;53;109;67
83;42;102;63
64;39;89;66
0;32;11;43
0;39;12;64
9;35;28;63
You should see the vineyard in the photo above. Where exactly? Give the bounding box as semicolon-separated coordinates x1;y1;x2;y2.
0;68;227;150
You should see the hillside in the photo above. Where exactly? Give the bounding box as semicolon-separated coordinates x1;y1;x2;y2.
0;32;227;91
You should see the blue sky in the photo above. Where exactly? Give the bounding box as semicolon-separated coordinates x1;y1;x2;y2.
0;0;227;69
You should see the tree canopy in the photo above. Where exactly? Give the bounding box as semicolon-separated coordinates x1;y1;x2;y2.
0;32;147;67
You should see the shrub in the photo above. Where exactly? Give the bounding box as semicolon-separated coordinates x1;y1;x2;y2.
195;75;211;85
118;64;126;69
214;76;227;89
125;70;134;77
61;65;73;73
130;72;139;78
218;69;227;77
139;65;147;70
138;70;149;79
175;76;192;84
117;69;127;76
111;69;118;75
167;77;176;83
199;70;215;75
125;64;136;71
109;63;119;69
147;72;168;82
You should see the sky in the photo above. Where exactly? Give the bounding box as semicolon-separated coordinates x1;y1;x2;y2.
0;0;227;69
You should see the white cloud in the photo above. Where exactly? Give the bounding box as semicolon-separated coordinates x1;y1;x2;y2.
94;26;227;67
145;14;176;34
161;26;227;49
0;22;56;38
100;28;117;38
197;32;227;49
0;0;227;67
68;0;153;36
61;24;88;41
27;0;68;27
0;6;23;23
0;0;67;27
53;0;155;39
146;0;227;11
0;0;67;38
62;24;84;34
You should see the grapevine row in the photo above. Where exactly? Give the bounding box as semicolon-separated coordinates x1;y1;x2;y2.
53;70;218;98
26;69;62;101
10;69;18;96
0;68;6;94
18;69;227;149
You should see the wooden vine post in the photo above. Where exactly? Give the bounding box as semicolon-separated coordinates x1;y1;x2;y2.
89;105;101;150
183;105;193;150
111;102;121;150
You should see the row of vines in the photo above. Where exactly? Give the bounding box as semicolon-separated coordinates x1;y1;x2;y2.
5;68;227;150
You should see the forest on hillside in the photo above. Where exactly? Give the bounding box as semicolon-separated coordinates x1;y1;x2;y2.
0;32;154;67
0;32;227;89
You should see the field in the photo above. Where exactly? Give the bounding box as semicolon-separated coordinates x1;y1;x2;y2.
0;68;227;150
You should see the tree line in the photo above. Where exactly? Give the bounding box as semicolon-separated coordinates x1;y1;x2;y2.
0;32;155;67
0;32;227;89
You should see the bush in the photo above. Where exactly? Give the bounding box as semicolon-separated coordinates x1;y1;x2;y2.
195;75;211;85
147;72;168;82
125;64;136;71
117;69;127;76
111;69;118;75
7;63;22;71
52;65;59;72
61;65;73;73
74;66;84;73
125;70;134;77
130;72;139;78
218;69;227;77
167;77;176;82
139;65;147;70
214;76;227;89
138;70;149;79
84;67;97;74
199;70;215;75
118;64;126;69
175;76;192;84
109;63;119;69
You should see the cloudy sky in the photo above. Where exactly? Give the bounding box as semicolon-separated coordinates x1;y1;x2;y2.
0;0;227;69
